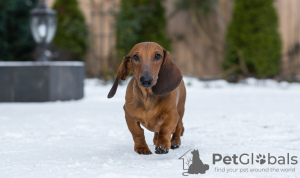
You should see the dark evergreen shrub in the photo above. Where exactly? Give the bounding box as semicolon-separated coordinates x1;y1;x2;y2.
115;0;171;60
223;0;281;79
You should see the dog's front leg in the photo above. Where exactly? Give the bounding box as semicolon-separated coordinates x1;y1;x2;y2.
155;112;179;154
125;111;152;155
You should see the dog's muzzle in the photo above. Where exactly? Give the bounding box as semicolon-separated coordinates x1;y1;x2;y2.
140;76;153;88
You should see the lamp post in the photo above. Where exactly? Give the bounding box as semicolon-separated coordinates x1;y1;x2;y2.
30;0;57;61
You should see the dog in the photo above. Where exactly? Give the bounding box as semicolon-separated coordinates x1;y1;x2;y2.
108;42;186;154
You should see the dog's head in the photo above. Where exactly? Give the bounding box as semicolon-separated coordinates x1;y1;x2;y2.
107;42;182;98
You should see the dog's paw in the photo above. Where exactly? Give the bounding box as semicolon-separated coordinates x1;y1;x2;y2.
170;143;179;149
134;146;152;155
170;136;181;149
155;140;170;154
155;146;169;154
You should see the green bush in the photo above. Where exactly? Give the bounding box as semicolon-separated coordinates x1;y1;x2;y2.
0;0;38;61
52;0;88;61
223;0;281;79
115;0;171;60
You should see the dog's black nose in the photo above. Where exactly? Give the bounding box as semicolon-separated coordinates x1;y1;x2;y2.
140;76;153;87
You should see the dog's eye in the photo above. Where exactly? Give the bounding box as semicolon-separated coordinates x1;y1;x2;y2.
154;53;161;61
132;54;140;62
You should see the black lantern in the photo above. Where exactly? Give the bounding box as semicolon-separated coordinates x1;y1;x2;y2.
30;0;57;61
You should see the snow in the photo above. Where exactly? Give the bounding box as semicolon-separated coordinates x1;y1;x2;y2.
0;77;300;178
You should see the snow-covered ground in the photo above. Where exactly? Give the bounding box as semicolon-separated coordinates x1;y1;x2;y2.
1;77;300;178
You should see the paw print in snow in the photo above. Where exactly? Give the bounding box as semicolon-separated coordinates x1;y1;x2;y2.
256;154;266;164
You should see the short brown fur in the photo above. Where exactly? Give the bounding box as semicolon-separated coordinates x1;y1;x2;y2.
108;42;186;154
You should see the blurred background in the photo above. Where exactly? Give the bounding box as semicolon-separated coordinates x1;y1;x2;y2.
1;1;300;176
1;0;300;82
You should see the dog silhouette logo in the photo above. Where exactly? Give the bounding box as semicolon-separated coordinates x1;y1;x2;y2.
179;149;209;176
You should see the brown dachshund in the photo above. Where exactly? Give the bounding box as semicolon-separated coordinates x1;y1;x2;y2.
108;42;186;154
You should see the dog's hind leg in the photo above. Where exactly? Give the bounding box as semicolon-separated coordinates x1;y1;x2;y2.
153;132;158;145
171;101;185;149
170;121;184;149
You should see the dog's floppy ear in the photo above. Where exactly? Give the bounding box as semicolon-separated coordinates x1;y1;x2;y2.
152;49;182;95
107;56;130;98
